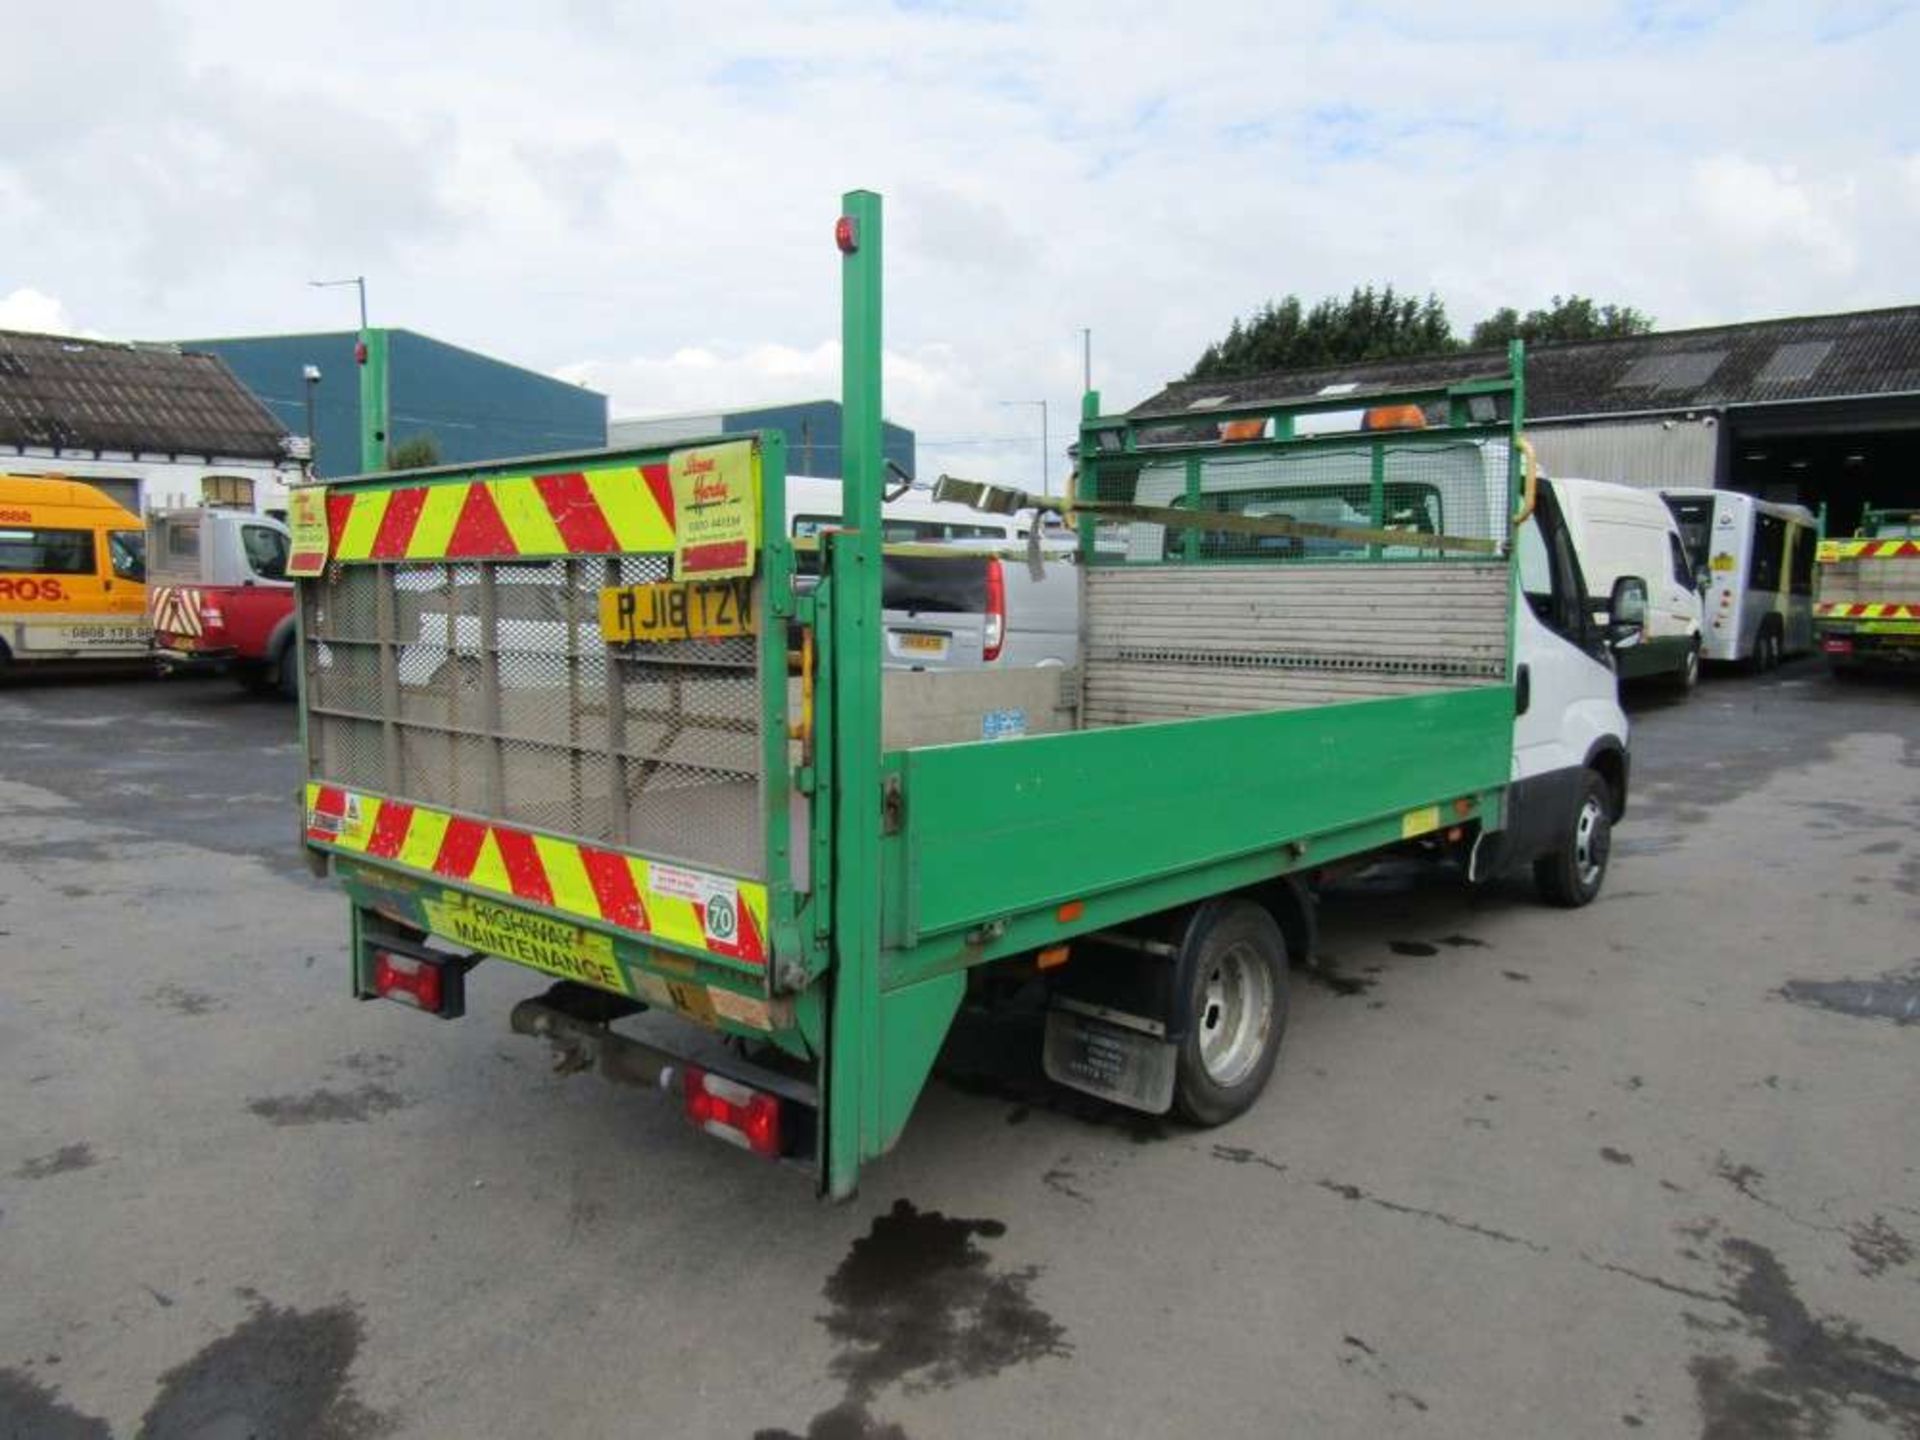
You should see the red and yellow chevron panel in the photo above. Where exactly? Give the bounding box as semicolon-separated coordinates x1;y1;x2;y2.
1818;538;1920;562
1814;601;1920;619
303;783;767;968
323;458;678;564
148;585;205;637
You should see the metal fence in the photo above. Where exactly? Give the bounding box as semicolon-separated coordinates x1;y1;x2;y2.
303;555;765;879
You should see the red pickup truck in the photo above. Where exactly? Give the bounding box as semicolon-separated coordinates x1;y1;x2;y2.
147;508;298;697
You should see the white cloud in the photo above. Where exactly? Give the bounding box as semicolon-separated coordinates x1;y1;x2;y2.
0;287;82;336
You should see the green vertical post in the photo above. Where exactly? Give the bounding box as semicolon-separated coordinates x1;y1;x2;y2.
358;328;391;474
825;189;885;1200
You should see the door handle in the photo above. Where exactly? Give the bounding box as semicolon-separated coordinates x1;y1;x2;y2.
1515;663;1531;716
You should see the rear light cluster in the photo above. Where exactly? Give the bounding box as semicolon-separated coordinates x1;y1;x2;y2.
683;1066;783;1157
1823;637;1854;655
371;947;464;1018
983;557;1006;663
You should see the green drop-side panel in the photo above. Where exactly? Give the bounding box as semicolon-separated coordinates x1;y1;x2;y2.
899;685;1514;942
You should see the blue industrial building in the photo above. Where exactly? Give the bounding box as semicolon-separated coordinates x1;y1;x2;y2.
609;400;915;481
184;329;607;479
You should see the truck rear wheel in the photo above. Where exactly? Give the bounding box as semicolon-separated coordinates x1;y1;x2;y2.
1533;770;1612;908
1172;899;1289;1126
275;639;297;700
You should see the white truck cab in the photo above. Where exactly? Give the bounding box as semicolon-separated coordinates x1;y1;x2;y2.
1485;475;1633;902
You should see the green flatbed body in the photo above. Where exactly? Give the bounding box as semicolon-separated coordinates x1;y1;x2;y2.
297;189;1528;1199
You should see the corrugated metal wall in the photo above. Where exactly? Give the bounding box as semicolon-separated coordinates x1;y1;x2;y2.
191;331;608;479
1528;417;1721;489
610;401;917;481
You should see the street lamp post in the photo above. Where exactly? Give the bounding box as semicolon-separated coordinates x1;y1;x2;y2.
308;274;386;473
309;275;367;330
999;399;1050;496
302;365;322;476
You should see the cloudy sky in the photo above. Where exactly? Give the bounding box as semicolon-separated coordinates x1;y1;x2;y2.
2;0;1914;485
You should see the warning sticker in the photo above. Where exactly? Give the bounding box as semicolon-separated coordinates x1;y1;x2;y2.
670;441;759;580
314;793;372;846
423;892;629;996
288;487;331;577
651;863;741;946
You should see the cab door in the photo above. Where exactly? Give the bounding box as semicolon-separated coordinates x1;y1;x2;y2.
102;527;149;630
222;518;295;660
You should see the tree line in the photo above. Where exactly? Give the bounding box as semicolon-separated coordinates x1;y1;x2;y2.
1188;287;1653;381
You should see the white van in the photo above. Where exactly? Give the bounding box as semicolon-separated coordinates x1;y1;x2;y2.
1661;488;1818;670
1553;478;1703;690
785;476;1077;670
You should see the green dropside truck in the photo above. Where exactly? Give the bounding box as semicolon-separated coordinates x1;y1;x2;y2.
295;190;1635;1199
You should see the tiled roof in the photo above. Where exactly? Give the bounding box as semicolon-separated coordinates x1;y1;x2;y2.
1132;305;1920;421
0;329;290;461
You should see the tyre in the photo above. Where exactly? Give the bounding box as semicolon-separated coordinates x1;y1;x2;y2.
1747;627;1775;675
275;640;298;700
1673;639;1701;693
1533;770;1612;909
1172;898;1290;1126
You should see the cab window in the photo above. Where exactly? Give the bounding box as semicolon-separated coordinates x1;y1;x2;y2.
1517;490;1594;653
0;527;95;575
1667;533;1692;589
109;530;146;582
242;525;290;581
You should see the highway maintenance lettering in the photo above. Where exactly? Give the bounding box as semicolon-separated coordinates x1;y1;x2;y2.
423;892;629;995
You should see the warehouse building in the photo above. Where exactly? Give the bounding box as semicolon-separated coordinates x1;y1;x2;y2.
187;329;608;480
0;328;299;514
1132;305;1920;534
610;399;916;481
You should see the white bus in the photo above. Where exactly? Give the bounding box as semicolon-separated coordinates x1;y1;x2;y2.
1661;488;1819;670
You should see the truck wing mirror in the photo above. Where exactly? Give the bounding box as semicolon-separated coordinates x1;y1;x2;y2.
1608;575;1649;646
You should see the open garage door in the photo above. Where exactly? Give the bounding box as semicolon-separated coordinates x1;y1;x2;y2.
1727;396;1920;535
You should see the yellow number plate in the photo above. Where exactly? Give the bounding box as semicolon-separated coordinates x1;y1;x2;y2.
599;578;756;644
897;631;945;654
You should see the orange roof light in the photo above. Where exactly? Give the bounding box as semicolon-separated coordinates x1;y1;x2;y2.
1363;404;1427;431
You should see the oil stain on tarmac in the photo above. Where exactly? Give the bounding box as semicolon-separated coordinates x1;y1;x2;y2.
1779;963;1920;1026
1687;1235;1920;1439
755;1199;1070;1440
134;1300;390;1440
245;1085;409;1127
0;1298;387;1440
